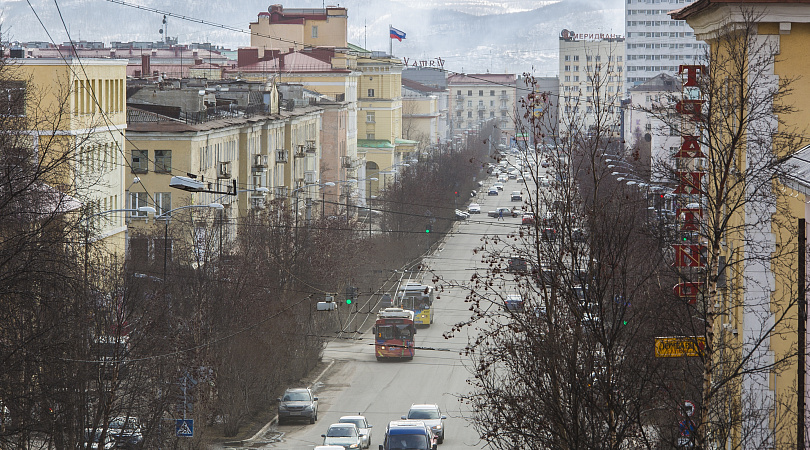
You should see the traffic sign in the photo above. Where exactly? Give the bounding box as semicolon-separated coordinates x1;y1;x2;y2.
654;336;706;357
682;400;696;417
176;419;193;437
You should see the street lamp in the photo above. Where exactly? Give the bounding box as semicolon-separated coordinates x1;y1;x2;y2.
156;203;224;280
291;182;335;226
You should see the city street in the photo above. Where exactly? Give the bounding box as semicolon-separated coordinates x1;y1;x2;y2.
257;161;537;449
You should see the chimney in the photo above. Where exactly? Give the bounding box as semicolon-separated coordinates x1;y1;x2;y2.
237;47;260;67
141;55;151;77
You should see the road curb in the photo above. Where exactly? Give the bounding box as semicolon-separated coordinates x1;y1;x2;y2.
241;358;336;445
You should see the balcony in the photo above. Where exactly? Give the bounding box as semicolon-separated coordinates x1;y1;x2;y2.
274;186;288;198
341;155;355;168
217;161;232;179
304;171;317;184
305;139;316;153
500;93;509;99
477;104;486;110
252;154;268;171
276;149;288;163
294;146;306;158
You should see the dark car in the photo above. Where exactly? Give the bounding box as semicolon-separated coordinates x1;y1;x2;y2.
108;416;143;449
278;388;318;424
504;294;524;311
507;256;528;273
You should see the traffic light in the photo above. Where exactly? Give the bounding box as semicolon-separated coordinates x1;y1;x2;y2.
346;297;353;305
454;190;459;197
425;225;431;233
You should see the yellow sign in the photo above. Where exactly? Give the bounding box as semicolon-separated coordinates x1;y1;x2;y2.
655;336;706;358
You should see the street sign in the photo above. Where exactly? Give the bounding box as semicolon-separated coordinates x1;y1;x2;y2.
176;419;193;437
655;336;706;357
683;400;696;417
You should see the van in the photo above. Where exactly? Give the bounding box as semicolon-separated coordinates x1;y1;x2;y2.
379;420;437;450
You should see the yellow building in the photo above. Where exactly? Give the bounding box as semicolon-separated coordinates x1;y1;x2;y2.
671;1;810;447
10;58;128;254
402;78;442;150
249;5;348;57
353;44;415;198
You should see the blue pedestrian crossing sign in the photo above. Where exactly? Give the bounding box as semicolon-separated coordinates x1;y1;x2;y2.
176;419;194;437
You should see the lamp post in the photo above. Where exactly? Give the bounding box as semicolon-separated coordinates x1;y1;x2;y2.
156;203;224;280
291;182;335;227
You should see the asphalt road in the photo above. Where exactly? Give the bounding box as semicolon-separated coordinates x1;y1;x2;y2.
262;160;538;450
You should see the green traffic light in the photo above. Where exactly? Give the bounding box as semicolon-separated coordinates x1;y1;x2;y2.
425;229;430;233
623;320;628;325
346;298;352;305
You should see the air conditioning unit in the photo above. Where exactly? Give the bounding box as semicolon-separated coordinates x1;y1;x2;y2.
304;171;316;184
276;149;288;163
217;161;232;179
252;154;268;170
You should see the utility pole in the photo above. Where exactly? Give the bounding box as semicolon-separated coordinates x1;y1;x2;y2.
800;218;806;450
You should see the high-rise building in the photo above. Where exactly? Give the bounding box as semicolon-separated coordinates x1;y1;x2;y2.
558;32;624;136
624;0;707;88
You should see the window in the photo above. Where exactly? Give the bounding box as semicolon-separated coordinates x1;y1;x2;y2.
479;90;484;96
478;100;484;107
574;76;579;82
564;76;571;82
467;111;473;118
456;111;461;117
366;112;375;123
574;65;579;71
490;111;495;118
129;192;148;217
131;150;148;173
366;133;375;140
490;90;495;96
467;100;472;107
457;90;461;95
156;192;172;216
490;100;494;106
478;110;484;118
367;89;375;97
574;55;580;61
501;111;507;117
311;26;318;38
154;150;171;173
1;81;26;116
565;55;571;61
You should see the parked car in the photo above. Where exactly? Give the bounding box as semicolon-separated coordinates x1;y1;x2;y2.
507;256;528;273
467;203;481;214
401;404;447;444
454;209;470;220
278;388;318;424
504;294;524;311
322;423;365;449
339;415;373;449
487;187;499;196
510;191;522;202
82;428;116;450
108;416;143;449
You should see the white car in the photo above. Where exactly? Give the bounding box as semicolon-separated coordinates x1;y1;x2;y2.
494;182;504;191
321;423;365;449
338;415;373;449
498;174;509;182
468;203;481;214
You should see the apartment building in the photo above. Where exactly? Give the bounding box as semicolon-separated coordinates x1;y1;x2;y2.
623;73;680;178
625;0;707;89
402;67;450;145
249;4;348;57
401;79;442;151
558;32;625;136
10;57;129;254
447;73;517;146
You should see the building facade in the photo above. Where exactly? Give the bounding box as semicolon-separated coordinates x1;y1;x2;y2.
11;58;129;254
447;73;517;146
249;5;348;57
625;0;707;89
558;33;625;136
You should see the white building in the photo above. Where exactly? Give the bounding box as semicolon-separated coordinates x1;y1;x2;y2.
624;0;707;89
558;31;625;136
623;73;681;180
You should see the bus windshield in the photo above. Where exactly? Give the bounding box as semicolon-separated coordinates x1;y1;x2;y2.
377;324;413;340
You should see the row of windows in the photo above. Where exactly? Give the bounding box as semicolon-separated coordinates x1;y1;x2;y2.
563;65;623;73
627;0;689;4
454;89;509;97
563;55;623;62
87;195;121;223
627;52;701;60
200;140;237;172
73;78;124;115
627;20;687;27
130;191;171;217
131;149;171;173
628;43;708;49
627;10;686;17
562;85;622;93
628;31;694;38
456;110;508;118
626;65;692;72
82;142;121;173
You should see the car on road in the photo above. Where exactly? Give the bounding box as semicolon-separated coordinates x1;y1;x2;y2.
108;416;143;449
339;416;373;449
493;182;504;191
401;404;447;444
454;209;470;220
487;187;499;196
467;203;481;214
510;191;522;202
322;423;365;449
380;420;437;450
521;214;536;226
82;428;116;450
541;160;550;168
278;387;318;424
504;294;524;311
498;174;508;183
488;207;519;218
507;256;528;273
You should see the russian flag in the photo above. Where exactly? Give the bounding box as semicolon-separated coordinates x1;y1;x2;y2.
390;26;406;41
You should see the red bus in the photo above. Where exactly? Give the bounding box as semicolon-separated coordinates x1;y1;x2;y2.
373;308;416;360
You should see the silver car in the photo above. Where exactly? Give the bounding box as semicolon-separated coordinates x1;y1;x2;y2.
401;404;447;444
278;388;318;424
339;415;373;448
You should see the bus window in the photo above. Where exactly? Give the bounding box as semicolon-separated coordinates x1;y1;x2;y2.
397;324;413;339
377;325;395;340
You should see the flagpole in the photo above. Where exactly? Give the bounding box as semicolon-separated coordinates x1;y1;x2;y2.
389;24;393;56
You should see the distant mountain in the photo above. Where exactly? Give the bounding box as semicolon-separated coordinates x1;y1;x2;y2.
2;0;623;76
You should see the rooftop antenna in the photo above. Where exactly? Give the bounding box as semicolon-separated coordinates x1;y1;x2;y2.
364;19;367;49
